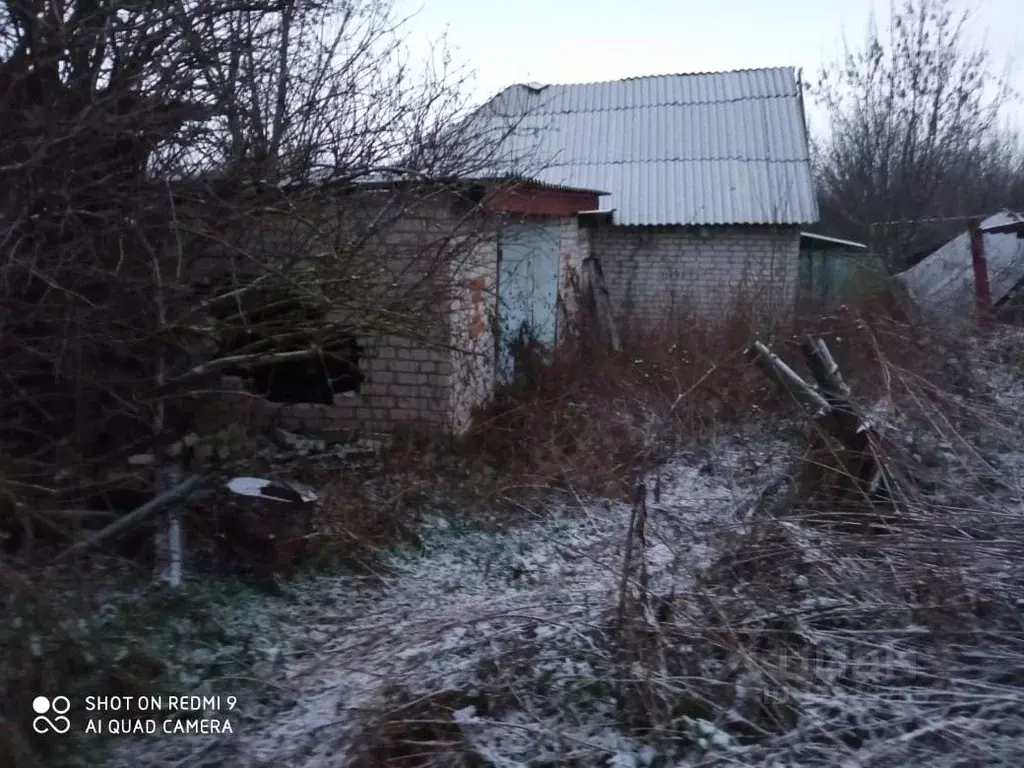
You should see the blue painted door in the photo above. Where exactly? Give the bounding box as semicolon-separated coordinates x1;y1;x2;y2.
497;221;561;383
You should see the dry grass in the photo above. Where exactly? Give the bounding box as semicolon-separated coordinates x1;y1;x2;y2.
348;688;488;767
460;288;942;501
599;310;1024;765
462;304;785;500
343;294;1024;766
5;289;1024;767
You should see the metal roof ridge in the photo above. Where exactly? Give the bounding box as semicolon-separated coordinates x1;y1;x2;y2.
527;94;802;114
551;158;812;166
513;66;797;90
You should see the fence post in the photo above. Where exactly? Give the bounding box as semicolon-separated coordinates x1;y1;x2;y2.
969;218;992;326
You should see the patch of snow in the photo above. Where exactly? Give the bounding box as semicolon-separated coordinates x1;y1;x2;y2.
103;429;796;767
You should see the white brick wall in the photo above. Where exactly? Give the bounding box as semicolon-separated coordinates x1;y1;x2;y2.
202;333;453;437
206;212;589;437
591;225;800;328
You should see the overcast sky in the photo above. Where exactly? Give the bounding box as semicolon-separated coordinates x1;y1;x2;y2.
397;0;1024;136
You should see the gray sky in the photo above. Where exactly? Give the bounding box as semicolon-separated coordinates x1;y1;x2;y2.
397;0;1024;136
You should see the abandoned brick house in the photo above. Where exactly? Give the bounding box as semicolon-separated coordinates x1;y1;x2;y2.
198;177;603;438
204;67;820;438
476;66;820;328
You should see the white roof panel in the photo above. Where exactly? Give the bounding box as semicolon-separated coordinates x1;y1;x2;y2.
473;68;819;226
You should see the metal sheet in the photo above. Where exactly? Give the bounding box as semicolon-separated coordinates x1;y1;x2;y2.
896;212;1024;313
476;68;818;226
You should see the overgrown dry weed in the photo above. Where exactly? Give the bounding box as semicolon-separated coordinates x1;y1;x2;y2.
9;304;1024;768
600;320;1024;766
462;307;786;501
331;310;1024;767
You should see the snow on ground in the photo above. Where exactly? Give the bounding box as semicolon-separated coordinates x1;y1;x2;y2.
60;329;1024;767
101;425;797;767
83;330;1024;767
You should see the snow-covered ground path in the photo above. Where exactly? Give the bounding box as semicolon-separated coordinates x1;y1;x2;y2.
105;428;794;767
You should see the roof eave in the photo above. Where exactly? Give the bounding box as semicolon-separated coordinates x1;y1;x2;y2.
613;219;813;228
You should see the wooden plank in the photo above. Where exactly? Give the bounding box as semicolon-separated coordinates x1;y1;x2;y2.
583;258;622;353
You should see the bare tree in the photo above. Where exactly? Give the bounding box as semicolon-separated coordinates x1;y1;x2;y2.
811;0;1021;270
0;0;524;529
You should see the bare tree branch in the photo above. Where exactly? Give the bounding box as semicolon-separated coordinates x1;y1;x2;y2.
811;0;1024;269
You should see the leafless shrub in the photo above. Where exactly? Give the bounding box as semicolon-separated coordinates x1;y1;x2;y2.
0;0;530;500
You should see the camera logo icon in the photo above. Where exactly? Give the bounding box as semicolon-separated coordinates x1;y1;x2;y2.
32;696;71;734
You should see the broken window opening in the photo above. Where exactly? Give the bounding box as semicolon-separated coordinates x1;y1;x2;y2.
206;279;364;405
250;342;364;405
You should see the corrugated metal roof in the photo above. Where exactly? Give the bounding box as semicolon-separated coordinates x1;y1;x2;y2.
474;67;819;226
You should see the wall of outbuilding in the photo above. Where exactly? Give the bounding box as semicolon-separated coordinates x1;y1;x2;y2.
591;224;801;328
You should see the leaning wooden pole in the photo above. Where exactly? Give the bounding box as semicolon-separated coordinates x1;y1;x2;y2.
801;336;850;397
583;258;622;353
747;338;896;502
53;475;202;563
745;341;831;417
